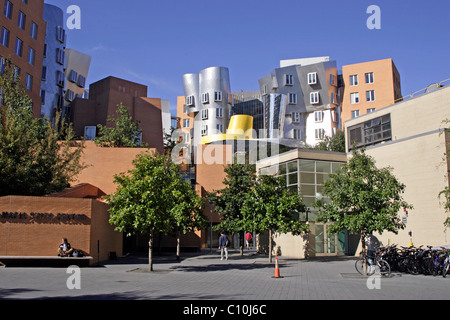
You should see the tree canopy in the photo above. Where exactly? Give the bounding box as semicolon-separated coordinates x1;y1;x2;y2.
0;58;84;196
313;149;413;241
95;103;147;148
107;151;205;270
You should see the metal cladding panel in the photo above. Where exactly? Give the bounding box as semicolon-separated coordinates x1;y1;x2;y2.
182;73;200;113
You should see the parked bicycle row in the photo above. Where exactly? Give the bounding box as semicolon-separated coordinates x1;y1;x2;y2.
377;244;450;277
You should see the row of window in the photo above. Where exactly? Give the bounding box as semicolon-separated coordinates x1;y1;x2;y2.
200;107;224;120
350;108;376;119
200;124;226;136
284;72;337;87
349;72;374;86
186;91;223;106
350;90;375;104
1;27;36;65
0;56;33;91
287;91;337;105
3;0;38;39
291;110;338;124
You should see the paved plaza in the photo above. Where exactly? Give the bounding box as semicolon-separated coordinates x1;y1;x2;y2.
1;249;450;302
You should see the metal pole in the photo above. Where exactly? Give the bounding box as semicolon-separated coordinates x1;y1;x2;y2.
210;204;213;253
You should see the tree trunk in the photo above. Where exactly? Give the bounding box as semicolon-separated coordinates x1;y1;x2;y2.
269;229;273;263
361;233;367;276
240;231;244;256
176;232;181;261
148;229;154;272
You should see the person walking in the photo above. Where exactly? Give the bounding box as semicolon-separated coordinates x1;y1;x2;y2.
246;232;253;249
218;233;229;260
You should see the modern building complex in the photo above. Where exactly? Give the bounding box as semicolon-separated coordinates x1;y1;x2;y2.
40;3;65;121
258;57;340;147
182;66;232;152
70;76;166;154
0;0;46;118
1;0;448;261
340;58;402;128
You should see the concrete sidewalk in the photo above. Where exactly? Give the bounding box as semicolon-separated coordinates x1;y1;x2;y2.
1;249;450;300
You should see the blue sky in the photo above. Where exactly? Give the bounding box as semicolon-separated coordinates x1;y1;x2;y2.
44;0;450;115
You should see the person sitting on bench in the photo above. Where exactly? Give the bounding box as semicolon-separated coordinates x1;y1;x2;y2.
58;238;74;257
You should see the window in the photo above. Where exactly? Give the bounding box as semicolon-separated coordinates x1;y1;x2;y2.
30;21;38;39
182;119;190;128
214;91;222;102
351;110;360;119
350;92;360;104
4;0;12;19
14;38;22;56
330;92;336;104
56;48;65;65
314;111;323;123
285;74;293;86
349;74;358;86
329;74;337;86
292;112;301;123
331;109;337;123
366;90;375;102
365;72;374;84
288;93;297;104
56;26;65;43
25;73;32;91
293;129;302;140
18;11;25;30
40;89;45;105
1;27;10;47
27;47;35;65
308;72;317;85
201;125;208;136
41;66;47;81
201;92;209;104
347;114;392;150
201;108;208;120
367;108;376;113
57;70;64;87
315;128;325;140
262;85;267;95
84;126;97;141
186;95;194;106
65;89;75;102
216;107;223;118
77;75;86;88
0;57;5;74
69;70;78;83
310;92;319;104
216;124;223;133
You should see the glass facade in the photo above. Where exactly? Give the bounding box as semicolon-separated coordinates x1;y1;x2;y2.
259;158;344;221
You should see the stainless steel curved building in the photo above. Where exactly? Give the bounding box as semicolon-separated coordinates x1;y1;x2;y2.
182;66;231;149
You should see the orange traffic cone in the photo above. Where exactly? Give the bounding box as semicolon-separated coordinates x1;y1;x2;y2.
272;255;283;278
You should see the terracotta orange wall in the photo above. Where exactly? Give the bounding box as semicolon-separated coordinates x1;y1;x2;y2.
90;200;122;262
0;196;92;257
341;58;401;128
195;144;233;224
73;141;156;195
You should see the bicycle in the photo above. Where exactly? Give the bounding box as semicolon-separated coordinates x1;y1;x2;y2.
355;249;391;277
431;247;450;278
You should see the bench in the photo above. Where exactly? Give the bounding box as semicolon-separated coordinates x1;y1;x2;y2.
0;256;93;268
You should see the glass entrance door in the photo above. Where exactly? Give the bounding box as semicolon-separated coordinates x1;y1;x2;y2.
314;224;345;256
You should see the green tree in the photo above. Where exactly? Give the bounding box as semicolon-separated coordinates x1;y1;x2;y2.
169;174;207;260
0;58;84;196
207;162;257;255
242;175;309;262
95;103;148;148
314;131;346;153
107;152;205;270
313;149;413;259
